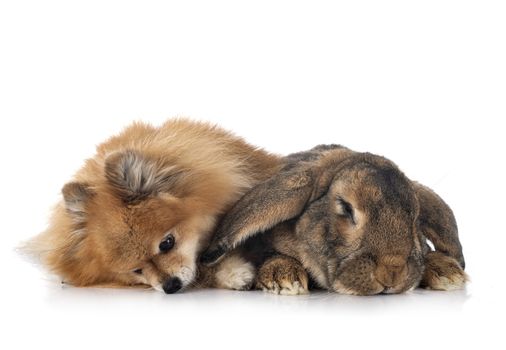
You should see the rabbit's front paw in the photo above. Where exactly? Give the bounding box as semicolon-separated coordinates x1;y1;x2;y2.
421;251;468;291
256;256;309;295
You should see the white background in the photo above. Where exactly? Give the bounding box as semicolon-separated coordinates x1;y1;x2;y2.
1;1;505;349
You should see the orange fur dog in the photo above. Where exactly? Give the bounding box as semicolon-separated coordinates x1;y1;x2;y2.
25;119;280;293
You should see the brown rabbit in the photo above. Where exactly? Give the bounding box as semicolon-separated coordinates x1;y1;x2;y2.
201;145;467;295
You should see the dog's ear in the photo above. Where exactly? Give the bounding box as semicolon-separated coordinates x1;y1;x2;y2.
104;150;186;203
201;165;334;265
62;182;95;223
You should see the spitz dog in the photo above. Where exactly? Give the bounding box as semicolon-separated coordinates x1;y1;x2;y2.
25;119;280;293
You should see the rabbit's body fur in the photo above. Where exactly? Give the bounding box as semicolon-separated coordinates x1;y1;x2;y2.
202;145;467;295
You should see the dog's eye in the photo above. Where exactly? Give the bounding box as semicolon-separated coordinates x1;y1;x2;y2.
159;234;175;253
133;269;143;275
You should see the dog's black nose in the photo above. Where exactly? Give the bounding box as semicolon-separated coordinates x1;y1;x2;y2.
162;277;182;294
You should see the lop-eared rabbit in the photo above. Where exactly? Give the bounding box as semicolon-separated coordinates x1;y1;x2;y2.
202;145;467;295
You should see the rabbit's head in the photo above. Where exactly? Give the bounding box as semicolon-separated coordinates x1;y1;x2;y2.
202;146;425;295
294;152;425;295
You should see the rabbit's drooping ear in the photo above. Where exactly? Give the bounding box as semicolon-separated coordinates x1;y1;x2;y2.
414;182;465;269
201;165;333;266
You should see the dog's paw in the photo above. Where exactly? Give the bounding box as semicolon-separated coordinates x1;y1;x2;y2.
215;255;255;291
256;256;309;296
421;251;468;291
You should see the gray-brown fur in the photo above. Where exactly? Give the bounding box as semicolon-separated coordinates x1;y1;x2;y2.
414;183;465;268
256;255;309;295
201;145;467;295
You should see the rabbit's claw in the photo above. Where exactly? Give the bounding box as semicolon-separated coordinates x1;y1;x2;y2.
420;251;468;291
256;256;309;295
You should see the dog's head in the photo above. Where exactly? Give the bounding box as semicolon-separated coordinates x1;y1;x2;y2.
30;150;224;293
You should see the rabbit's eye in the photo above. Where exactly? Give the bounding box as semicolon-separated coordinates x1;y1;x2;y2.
336;197;356;224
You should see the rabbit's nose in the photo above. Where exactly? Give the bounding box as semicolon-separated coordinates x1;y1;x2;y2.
375;255;408;288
